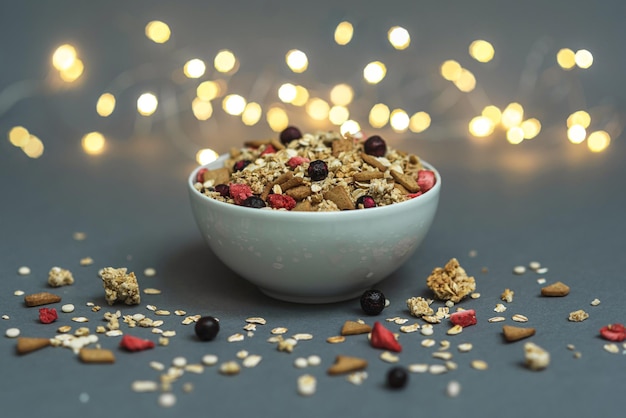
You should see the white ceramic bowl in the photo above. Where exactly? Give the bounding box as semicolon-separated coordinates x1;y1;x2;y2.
188;154;441;303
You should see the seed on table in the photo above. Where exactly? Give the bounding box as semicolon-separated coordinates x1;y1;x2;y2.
18;266;31;276
144;268;156;277
62;304;75;313
446;380;461;397
513;266;526;275
158;393;176;408
512;314;529;323
471;360;488;370
528;261;541;270
307;355;321;366
5;328;20;338
297;374;317;396
172;357;187;368
294;357;308;368
202;354;218;366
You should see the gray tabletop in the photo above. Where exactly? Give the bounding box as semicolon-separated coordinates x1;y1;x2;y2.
1;1;625;417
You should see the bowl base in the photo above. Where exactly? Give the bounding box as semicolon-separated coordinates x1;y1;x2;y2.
258;287;367;304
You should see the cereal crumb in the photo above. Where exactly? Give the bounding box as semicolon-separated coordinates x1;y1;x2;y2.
568;309;589;322
446;380;461;397
513;266;526;275
590;298;601;306
494;303;507;313
100;267;141;306
143;268;156;277
406;297;434;317
80;257;94;266
5;328;20;338
18;266;31;276
47;267;74;287
501;288;514;303
524;342;550;370
426;258;476;303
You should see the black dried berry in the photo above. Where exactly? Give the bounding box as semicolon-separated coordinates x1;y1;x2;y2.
360;289;386;315
386;366;408;389
242;196;266;208
214;184;230;197
195;316;220;341
233;159;251;172
279;126;302;145
308;160;329;181
363;135;387;157
356;195;377;209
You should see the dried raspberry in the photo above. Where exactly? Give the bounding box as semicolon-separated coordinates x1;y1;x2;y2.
119;335;155;352
196;168;208;183
417;170;436;193
407;192;423;199
356;195;376;209
370;321;402;352
229;183;253;205
599;323;626;342
450;309;477;327
260;144;276;156
38;307;58;324
267;194;296;210
287;156;310;169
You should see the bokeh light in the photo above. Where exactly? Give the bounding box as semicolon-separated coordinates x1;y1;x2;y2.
266;106;289;132
520;118;542;139
291;85;310;106
506;127;525;144
8;126;30;147
369;103;390;128
469;116;495;137
481;105;502;125
52;44;77;71
387;26;410;50
575;49;593;69
469;40;495;63
59;59;84;82
242;102;262;126
222;94;246;116
409;112;431;133
278;83;297;103
334;21;354;45
567;125;587;144
389;109;410;132
184;59;206;78
587;130;610;153
22;135;44;158
81;132;106;155
501;103;524;129
440;60;462;81
306;98;330;121
286;49;308;73
340;120;361;136
196;148;219;165
96;93;116;117
197;80;222;101
145;21;171;44
214;50;237;73
329;106;349;125
567;110;591;128
453;68;476;92
137;93;158;116
363;61;387;84
556;48;576;70
330;83;354;106
191;98;213;120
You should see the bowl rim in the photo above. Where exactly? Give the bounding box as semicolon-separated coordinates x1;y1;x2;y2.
188;153;441;218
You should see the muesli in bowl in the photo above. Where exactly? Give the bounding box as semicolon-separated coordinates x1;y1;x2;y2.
188;127;441;303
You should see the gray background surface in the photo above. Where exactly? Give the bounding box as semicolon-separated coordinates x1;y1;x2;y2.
1;1;625;417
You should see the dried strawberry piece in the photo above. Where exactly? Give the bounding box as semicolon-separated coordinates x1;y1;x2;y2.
196;168;208;183
450;309;477;327
370;321;402;352
267;194;296;210
407;192;423;199
287;156;310;169
38;307;58;324
260;144;276;156
416;170;436;193
119;335;155;352
599;323;626;342
229;183;253;205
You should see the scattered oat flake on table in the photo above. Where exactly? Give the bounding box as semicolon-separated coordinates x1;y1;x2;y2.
292;333;313;341
143;288;162;295
80;257;94;266
228;333;245;342
380;351;399;363
5;328;20;338
568;310;589;322
603;344;620;354
590;298;601;306
17;266;31;276
513;266;526;275
246;317;267;325
73;232;87;240
512;314;529;323
143;268;156;277
409;364;428;373
458;343;473;352
471;360;488;370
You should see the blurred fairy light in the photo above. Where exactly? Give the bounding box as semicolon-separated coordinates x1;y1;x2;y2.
184;59;206;78
440;60;462;81
81;132;106;155
329;105;349;125
506;126;525;144
587;130;610;153
306;98;330;121
409;111;431;133
501;103;524;129
59;58;84;83
8;126;30;147
22;134;45;158
222;94;246;116
387;26;410;50
197;80;222;101
453;68;476;92
482;105;502;124
286;49;308;73
567;110;591;128
369;103;390;128
567;124;587;144
137;93;158;116
340;120;361;136
334;21;354;45
469;40;495;63
191;98;213;120
520;118;541;139
291;85;309;106
52;44;77;71
242;102;262;126
389;109;410;132
469;116;495;137
145;21;171;44
266;106;289;131
363;61;387;84
330;83;354;106
556;48;576;70
574;49;593;69
196;148;219;165
214;50;237;73
96;93;116;117
278;83;297;103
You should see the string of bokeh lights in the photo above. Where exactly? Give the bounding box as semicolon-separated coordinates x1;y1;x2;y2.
4;18;618;162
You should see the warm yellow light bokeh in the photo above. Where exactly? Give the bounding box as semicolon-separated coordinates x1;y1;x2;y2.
22;135;44;158
330;83;354;106
8;126;30;147
454;68;476;92
469;40;495;63
81;132;106;155
145;21;171;44
440;60;462;81
196;148;219;165
137;93;158;116
60;58;84;82
481;105;502;125
214;50;237;73
242;102;262;126
567;124;587;144
291;85;309;106
278;83;297;103
96;93;116;117
506;127;525;144
222;94;246;116
266;107;289;132
306;98;330;121
390;109;409;132
52;44;77;71
556;48;576;70
520;118;541;139
567;110;591;128
363;61;387;84
575;49;593;69
286;49;308;73
334;21;354;45
184;59;206;78
369;103;390;128
587;130;610;153
197;81;222;101
192;98;213;120
469;116;495;137
340;120;361;136
329;106;350;125
388;26;411;50
501;103;524;129
409;112;431;133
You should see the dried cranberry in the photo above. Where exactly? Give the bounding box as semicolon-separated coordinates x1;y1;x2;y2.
450;309;477;327
39;307;58;324
242;196;266;208
229;183;253;205
119;335;155;352
599;323;626;342
260;144;276;156
287;156;309;169
360;289;386;315
267;194;296;210
308;160;329;181
417;169;436;193
214;184;230;197
195;316;220;341
356;195;377;209
196;168;208;183
363;135;387;157
279;126;302;145
233;159;251;172
387;366;408;389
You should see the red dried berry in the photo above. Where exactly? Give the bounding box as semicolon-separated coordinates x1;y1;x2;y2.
599;323;626;342
450;309;477;327
370;321;402;352
229;183;253;205
267;194;296;210
407;192;423;199
119;335;155;352
38;307;58;324
260;144;276;156
287;156;310;169
417;169;436;193
196;168;208;183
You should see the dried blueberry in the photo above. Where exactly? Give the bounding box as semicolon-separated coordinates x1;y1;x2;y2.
363;135;387;157
360;289;386;315
308;160;329;181
195;316;220;341
386;366;409;389
279;126;302;145
214;184;230;197
242;196;266;208
233;159;251;172
356;195;377;209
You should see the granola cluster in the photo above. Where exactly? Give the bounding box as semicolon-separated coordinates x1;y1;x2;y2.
100;267;141;306
194;130;434;212
426;258;476;303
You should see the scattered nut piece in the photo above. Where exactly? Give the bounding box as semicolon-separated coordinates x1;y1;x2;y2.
24;292;61;307
524;342;550;370
541;281;570;297
502;325;536;342
341;320;372;336
48;267;74;287
327;355;368;375
501;288;514;303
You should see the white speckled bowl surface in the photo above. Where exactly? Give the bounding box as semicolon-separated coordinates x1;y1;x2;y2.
188;154;441;303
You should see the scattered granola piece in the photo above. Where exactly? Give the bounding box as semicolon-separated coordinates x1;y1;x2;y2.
47;266;74;287
327;355;368;375
399;323;420;333
24;292;61;307
568;310;589;322
524;342;550;370
406;297;434;317
79;348;115;364
590;298;601;306
541;281;570;297
501;288;514;303
346;371;368;385
512;314;529;323
297;374;317;396
494;304;507;313
16;337;51;354
426;258;476;303
340;320;372;336
17;266;31;276
101;267;141;305
502;325;536;342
